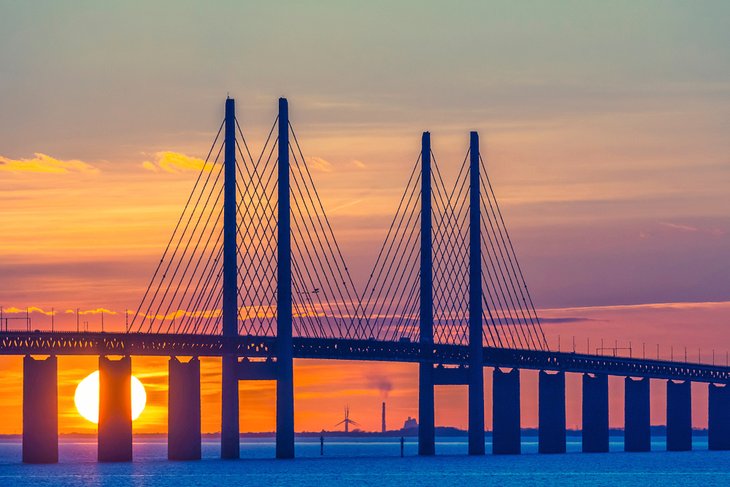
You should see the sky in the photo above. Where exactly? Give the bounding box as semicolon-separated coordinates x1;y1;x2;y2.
0;1;729;434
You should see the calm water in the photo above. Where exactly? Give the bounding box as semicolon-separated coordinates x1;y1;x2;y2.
0;436;728;486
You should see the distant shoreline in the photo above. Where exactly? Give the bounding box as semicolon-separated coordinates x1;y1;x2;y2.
0;426;710;439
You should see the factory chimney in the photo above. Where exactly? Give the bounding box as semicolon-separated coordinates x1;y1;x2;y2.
381;402;386;433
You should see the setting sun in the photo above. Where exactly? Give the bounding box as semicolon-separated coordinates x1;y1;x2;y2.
73;371;147;423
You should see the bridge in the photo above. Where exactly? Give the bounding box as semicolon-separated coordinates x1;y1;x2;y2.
3;98;729;463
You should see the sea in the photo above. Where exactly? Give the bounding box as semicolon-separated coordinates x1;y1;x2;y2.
0;436;728;486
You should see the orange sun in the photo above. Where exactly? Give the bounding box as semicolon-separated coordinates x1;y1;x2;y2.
73;371;147;423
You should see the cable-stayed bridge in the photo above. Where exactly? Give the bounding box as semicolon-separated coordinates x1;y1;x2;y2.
2;98;729;463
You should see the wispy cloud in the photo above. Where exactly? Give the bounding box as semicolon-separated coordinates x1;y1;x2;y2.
75;308;118;316
0;153;99;174
141;151;218;173
542;300;730;314
658;222;726;236
2;306;55;315
307;156;333;173
660;222;699;233
1;306;118;316
134;308;221;321
538;316;601;324
328;199;364;213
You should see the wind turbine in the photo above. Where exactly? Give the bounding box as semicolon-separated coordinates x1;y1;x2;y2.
335;405;359;433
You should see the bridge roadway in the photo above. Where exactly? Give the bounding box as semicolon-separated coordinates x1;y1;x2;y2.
1;331;727;383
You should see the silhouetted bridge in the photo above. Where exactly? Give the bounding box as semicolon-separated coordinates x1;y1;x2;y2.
3;331;729;383
3;98;729;464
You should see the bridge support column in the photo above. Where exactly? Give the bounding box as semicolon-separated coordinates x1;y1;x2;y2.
708;383;730;450
468;131;485;455
418;365;435;456
168;357;201;460
666;379;692;451
492;368;520;454
538;370;566;453
221;356;239;459
624;377;650;452
582;373;609;453
418;131;435;456
276;97;295;459
98;355;132;462
22;355;58;463
221;97;240;459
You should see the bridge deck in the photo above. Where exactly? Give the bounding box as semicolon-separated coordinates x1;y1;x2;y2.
0;331;727;383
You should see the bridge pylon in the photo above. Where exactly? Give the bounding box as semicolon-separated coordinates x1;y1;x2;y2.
276;97;295;459
418;132;435;456
468;131;486;455
221;97;240;459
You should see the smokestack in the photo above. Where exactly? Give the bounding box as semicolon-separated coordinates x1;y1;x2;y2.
382;402;386;433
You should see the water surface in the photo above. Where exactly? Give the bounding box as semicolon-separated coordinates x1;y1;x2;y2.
0;436;727;486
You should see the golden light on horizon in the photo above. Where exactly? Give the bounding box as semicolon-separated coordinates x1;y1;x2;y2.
73;371;147;423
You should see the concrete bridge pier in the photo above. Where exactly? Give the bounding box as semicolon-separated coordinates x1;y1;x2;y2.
220;355;239;459
168;357;201;460
708;383;730;450
624;377;650;451
538;370;566;453
666;379;692;451
492;368;520;454
582;373;609;453
22;355;58;463
98;355;132;462
418;363;435;456
98;355;133;462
